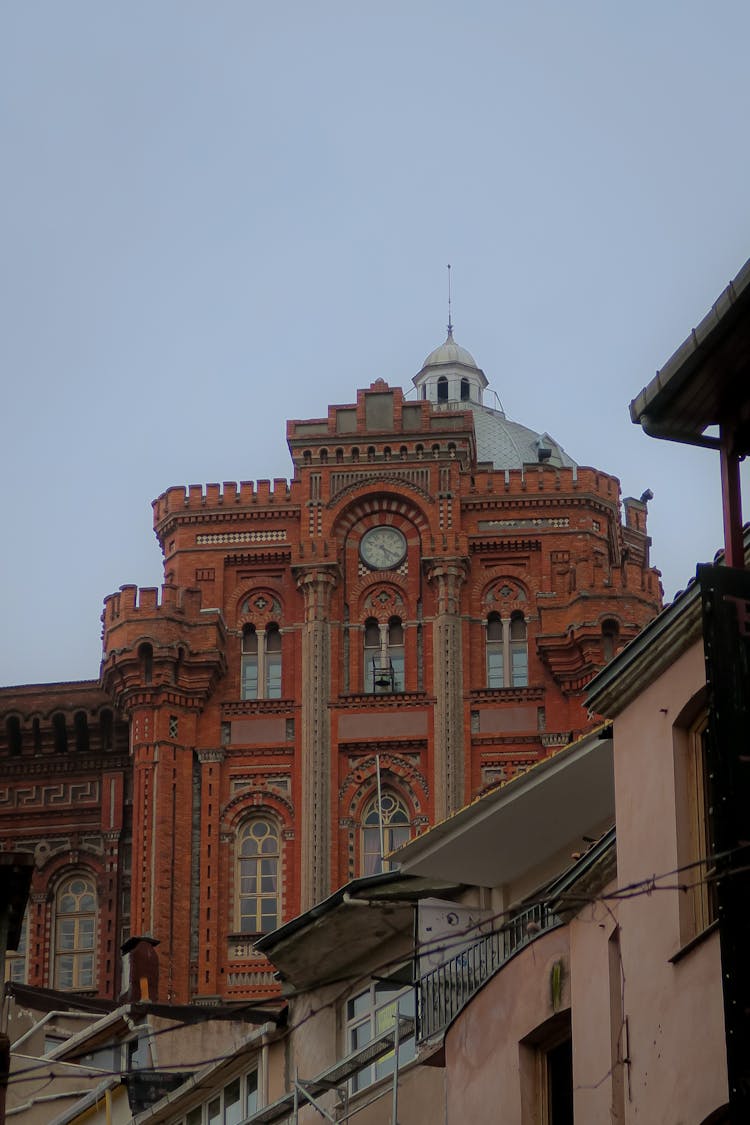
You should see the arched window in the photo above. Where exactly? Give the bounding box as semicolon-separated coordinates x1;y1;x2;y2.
237;819;280;934
8;910;28;983
361;792;411;875
486;613;504;688
601;618;620;663
52;713;68;754
460;377;470;401
364;618;405;693
74;712;89;753
437;376;449;402
510;612;528;687
387;617;405;692
265;624;282;698
242;624;283;700
241;626;259;700
54;874;96;990
5;716;22;756
485;612;528;688
100;709;114;751
139;643;153;685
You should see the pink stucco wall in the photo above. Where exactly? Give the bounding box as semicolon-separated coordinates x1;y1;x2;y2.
444;927;572;1123
612;640;727;1124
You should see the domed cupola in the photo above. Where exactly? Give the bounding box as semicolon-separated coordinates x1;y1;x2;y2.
413;326;489;406
411;326;578;472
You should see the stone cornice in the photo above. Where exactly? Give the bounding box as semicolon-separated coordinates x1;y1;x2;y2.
336;691;430;708
462;494;619;515
221;699;297;717
469;685;544;703
0;753;130;778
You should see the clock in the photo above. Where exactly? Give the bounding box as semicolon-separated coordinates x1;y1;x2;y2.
359;526;407;570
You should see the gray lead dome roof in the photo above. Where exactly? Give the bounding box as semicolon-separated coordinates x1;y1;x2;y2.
467;401;577;471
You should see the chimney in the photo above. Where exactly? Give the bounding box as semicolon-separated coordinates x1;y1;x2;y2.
120;935;160;1003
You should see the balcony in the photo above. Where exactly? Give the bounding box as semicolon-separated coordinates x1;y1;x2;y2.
418;901;560;1041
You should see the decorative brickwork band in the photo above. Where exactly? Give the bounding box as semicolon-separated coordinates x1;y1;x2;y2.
293;565;339;910
424;558;470;818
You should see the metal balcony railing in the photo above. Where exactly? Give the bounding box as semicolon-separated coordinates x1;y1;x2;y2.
418;901;560;1042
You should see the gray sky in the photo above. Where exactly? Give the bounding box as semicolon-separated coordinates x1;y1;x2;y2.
2;2;749;687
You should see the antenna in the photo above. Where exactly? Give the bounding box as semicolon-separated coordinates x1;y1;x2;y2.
447;263;453;338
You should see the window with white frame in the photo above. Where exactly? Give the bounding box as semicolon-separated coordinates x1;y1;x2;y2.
237;819;280;934
54;874;96;990
182;1068;259;1124
485;611;528;688
361;792;411;875
345;974;416;1092
242;625;283;700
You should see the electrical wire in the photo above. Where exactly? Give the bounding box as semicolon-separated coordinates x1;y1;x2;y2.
6;843;744;1091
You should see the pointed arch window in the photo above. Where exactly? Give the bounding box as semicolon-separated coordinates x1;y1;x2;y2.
361;792;411;875
237;819;280;934
54;875;96;990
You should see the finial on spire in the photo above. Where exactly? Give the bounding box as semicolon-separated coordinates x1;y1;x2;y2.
446;263;453;339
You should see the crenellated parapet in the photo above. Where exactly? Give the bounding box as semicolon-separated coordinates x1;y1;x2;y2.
152;479;301;547
100;583;227;713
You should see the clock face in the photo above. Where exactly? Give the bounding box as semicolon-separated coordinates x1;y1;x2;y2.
359;526;407;570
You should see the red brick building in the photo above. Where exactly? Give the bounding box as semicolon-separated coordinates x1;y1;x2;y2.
0;331;661;1003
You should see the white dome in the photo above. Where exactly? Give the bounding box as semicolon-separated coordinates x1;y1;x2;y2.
421;331;479;371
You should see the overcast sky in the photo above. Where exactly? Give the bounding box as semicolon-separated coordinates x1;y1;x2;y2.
2;2;749;687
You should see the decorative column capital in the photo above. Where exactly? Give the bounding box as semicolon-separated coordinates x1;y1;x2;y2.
197;749;226;765
292;564;340;620
423;556;470;615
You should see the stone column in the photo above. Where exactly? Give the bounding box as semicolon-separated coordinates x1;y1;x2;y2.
294;565;338;910
425;558;470;820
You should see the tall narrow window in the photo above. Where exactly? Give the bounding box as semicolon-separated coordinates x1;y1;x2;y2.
364;619;382;693
510;612;528;687
364;618;405;693
8;910;28;983
387;617;404;692
6;716;22;756
265;624;282;699
238;819;280;934
601;618;619;663
52;713;68;754
486;614;504;688
460;376;470;401
361;792;411;875
241;626;259;700
437;376;449;402
55;875;96;990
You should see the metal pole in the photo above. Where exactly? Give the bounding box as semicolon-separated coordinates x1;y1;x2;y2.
719;424;745;569
376;755;386;872
391;1004;400;1125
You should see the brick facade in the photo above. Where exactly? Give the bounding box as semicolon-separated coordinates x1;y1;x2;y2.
0;337;661;1003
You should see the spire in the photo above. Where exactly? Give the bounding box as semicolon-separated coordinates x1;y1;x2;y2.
447;263;453;339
